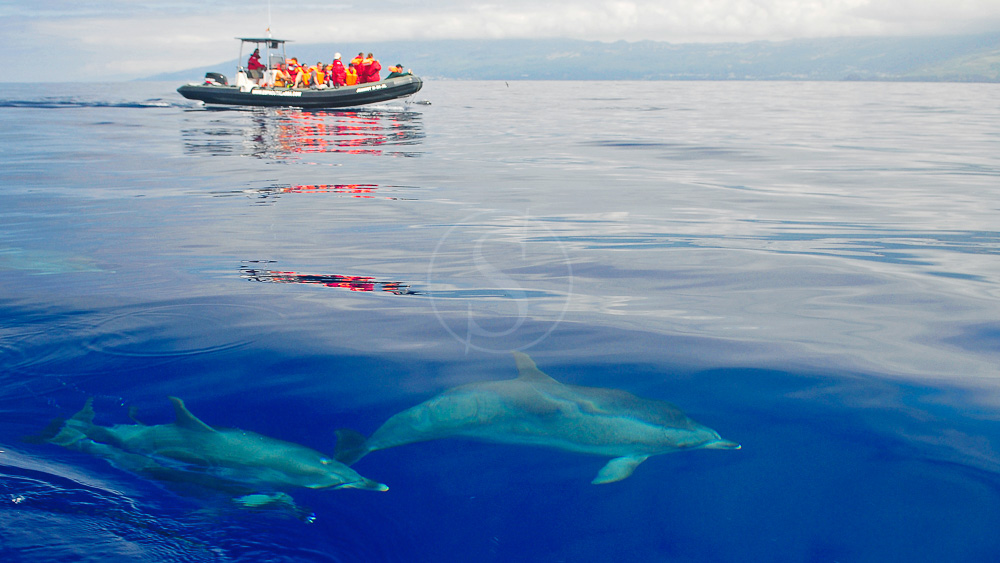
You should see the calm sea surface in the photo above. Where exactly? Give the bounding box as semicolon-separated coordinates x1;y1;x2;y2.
2;80;1000;562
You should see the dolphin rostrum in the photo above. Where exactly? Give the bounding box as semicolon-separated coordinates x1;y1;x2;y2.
37;397;387;507
336;352;739;484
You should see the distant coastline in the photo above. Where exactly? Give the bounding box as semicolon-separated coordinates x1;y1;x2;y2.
148;33;1000;83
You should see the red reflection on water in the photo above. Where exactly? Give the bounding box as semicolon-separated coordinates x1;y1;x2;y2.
241;263;417;295
282;184;381;198
183;108;424;159
274;110;422;156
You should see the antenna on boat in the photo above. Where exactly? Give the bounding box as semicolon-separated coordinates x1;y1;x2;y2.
266;0;272;38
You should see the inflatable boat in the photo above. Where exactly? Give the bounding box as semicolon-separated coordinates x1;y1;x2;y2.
177;37;423;109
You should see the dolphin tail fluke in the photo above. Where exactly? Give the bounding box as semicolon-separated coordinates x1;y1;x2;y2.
24;398;95;446
22;416;69;444
592;455;649;484
334;428;370;465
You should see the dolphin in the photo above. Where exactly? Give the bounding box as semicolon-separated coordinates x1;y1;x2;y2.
36;397;387;508
336;352;739;484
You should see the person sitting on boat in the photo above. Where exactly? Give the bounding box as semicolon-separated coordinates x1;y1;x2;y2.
385;64;411;79
326;53;347;87
286;57;302;78
362;53;381;83
294;66;313;88
246;48;266;83
248;49;266;71
272;63;292;87
345;65;359;86
311;62;327;88
288;57;313;88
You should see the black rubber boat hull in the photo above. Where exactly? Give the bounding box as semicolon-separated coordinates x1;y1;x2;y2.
177;75;423;108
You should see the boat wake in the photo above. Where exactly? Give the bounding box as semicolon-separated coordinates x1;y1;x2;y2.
0;99;190;109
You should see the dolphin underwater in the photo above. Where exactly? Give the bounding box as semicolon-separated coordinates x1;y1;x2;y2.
336;352;740;484
37;397;387;507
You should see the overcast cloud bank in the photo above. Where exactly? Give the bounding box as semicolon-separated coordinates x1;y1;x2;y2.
3;1;1000;82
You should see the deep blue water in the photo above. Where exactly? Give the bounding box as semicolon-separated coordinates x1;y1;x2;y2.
2;80;1000;562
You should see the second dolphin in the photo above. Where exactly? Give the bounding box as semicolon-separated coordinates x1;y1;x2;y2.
336;352;739;484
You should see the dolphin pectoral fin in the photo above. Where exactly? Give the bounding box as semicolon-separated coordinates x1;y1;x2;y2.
334;428;369;465
168;397;216;433
155;448;211;466
592;455;649;485
234;493;315;522
234;492;295;508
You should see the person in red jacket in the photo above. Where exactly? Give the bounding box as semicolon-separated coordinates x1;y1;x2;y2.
357;53;371;83
363;52;381;83
246;48;266;83
327;53;347;87
350;52;365;82
247;49;265;71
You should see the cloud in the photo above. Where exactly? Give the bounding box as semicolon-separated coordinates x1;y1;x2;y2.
4;0;1000;81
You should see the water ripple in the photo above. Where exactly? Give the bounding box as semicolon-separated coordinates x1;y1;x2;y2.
84;303;269;358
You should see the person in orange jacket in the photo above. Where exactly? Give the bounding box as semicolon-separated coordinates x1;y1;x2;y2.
283;58;301;86
386;63;410;78
345;66;358;85
311;61;326;87
272;63;292;87
294;66;311;88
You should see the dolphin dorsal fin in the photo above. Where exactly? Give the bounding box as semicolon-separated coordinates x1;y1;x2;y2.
71;398;96;423
512;352;559;383
168;397;216;433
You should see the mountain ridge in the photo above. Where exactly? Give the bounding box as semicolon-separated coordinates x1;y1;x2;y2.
148;33;1000;82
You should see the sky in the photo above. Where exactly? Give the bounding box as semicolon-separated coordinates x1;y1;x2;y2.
4;0;1000;82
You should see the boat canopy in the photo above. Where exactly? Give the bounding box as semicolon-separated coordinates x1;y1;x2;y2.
236;37;292;73
236;37;292;46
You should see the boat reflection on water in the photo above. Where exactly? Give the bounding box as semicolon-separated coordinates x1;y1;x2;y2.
226;183;416;204
183;108;424;158
240;261;418;295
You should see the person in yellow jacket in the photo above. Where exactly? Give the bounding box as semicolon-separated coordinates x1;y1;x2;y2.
311;61;326;87
272;63;292;87
345;66;358;86
294;68;309;88
295;62;324;88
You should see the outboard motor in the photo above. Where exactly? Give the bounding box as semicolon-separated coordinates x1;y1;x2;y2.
204;72;228;85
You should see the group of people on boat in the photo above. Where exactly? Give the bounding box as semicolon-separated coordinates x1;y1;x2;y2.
246;48;411;89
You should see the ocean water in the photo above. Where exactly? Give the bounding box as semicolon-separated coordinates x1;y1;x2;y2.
1;79;1000;562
